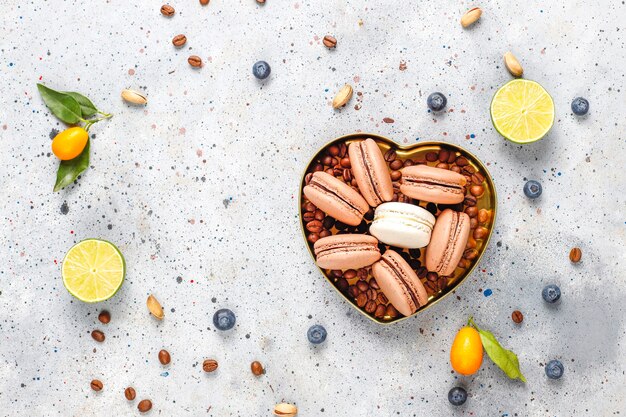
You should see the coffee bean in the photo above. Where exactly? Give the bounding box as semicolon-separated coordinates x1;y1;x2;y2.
436;162;449;170
342;169;352;183
200;0;209;4
365;300;377;313
351;179;358;187
465;206;478;217
313;209;325;221
447;152;457;164
384;149;396;162
307;233;319;243
369;278;379;289
335;220;348;231
463;249;478;260
160;4;175;16
464;195;477;207
364;208;375;221
408;248;421;259
366;288;377;300
304;202;316;212
403;159;414;167
356;293;368;307
569;247;582;263
437;276;447;291
303;211;315;222
376;292;388;304
462;165;475;174
306;220;323;233
348;285;360;298
322;35;337;48
328;270;341;278
457;258;470;268
338;143;347;158
158;349;171;365
470;217;478;229
312;163;324;172
124;387;136;401
425;152;438;162
91;330;105;342
336;278;349;292
322;155;333;166
203;359;218;372
416;267;428;278
340;157;351;168
438;149;450;162
450;165;461;173
343;269;357;280
511;310;524;323
409;259;421;270
304;173;313;184
426;272;438;282
471;172;485;184
390;170;402;181
328;145;340;156
98;310;111;324
138;399;152;413
374;304;386;318
455;156;469;166
324;167;334;176
386;304;399;319
466;236;477;249
389;160;403;170
473;226;489;240
251;361;264;376
424;280;437;295
318;229;330;238
426;202;437;215
357;281;369;292
188;55;202;67
391;193;399;202
90;379;103;392
172;34;187;47
470;185;484;197
478;209;490;224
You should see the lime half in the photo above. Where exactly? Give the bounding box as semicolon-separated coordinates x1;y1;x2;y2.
62;239;125;303
490;79;555;144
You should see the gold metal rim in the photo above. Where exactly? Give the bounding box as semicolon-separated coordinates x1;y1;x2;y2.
298;132;498;325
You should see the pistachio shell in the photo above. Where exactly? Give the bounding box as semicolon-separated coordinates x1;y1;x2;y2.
121;89;147;105
503;52;523;77
332;84;353;109
147;294;164;320
461;7;482;28
273;403;298;416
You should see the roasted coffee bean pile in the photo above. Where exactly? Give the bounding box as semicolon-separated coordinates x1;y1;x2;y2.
301;139;494;322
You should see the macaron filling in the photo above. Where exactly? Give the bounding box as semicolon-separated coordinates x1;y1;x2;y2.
372;210;434;232
315;243;378;257
402;177;464;191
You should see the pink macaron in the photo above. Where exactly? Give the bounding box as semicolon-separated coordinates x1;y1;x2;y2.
314;234;381;270
304;171;369;226
348;139;393;207
371;250;429;317
425;209;471;276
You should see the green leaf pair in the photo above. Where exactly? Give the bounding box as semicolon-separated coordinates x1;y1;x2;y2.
37;83;111;191
469;317;527;382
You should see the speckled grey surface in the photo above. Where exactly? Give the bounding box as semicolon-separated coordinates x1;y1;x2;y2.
1;0;625;416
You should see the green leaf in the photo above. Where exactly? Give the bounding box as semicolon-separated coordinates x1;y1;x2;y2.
63;91;98;118
37;83;83;124
474;324;527;383
54;139;90;192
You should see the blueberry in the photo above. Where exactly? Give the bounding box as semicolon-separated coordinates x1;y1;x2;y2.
448;387;467;406
307;324;327;344
523;180;542;199
252;61;271;80
542;284;561;303
571;97;589;116
213;308;236;331
545;360;564;379
427;92;447;112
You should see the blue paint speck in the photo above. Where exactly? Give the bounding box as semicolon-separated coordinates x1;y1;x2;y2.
484;289;493;297
160;371;169;377
470;133;476;138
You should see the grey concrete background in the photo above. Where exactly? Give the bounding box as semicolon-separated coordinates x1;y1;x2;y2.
1;0;625;416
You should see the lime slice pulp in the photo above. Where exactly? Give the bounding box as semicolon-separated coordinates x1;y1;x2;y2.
62;239;125;303
490;79;555;144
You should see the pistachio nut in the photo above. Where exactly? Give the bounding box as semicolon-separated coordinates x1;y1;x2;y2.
332;84;353;109
273;403;297;417
147;294;164;320
121;89;147;105
460;7;482;28
503;51;523;77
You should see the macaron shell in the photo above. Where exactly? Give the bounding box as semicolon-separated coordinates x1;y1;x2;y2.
372;250;429;317
425;209;471;276
314;235;381;270
348;139;393;207
303;172;369;226
369;202;435;248
400;165;467;204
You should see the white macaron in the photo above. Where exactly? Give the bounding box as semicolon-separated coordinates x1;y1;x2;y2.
369;202;436;248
